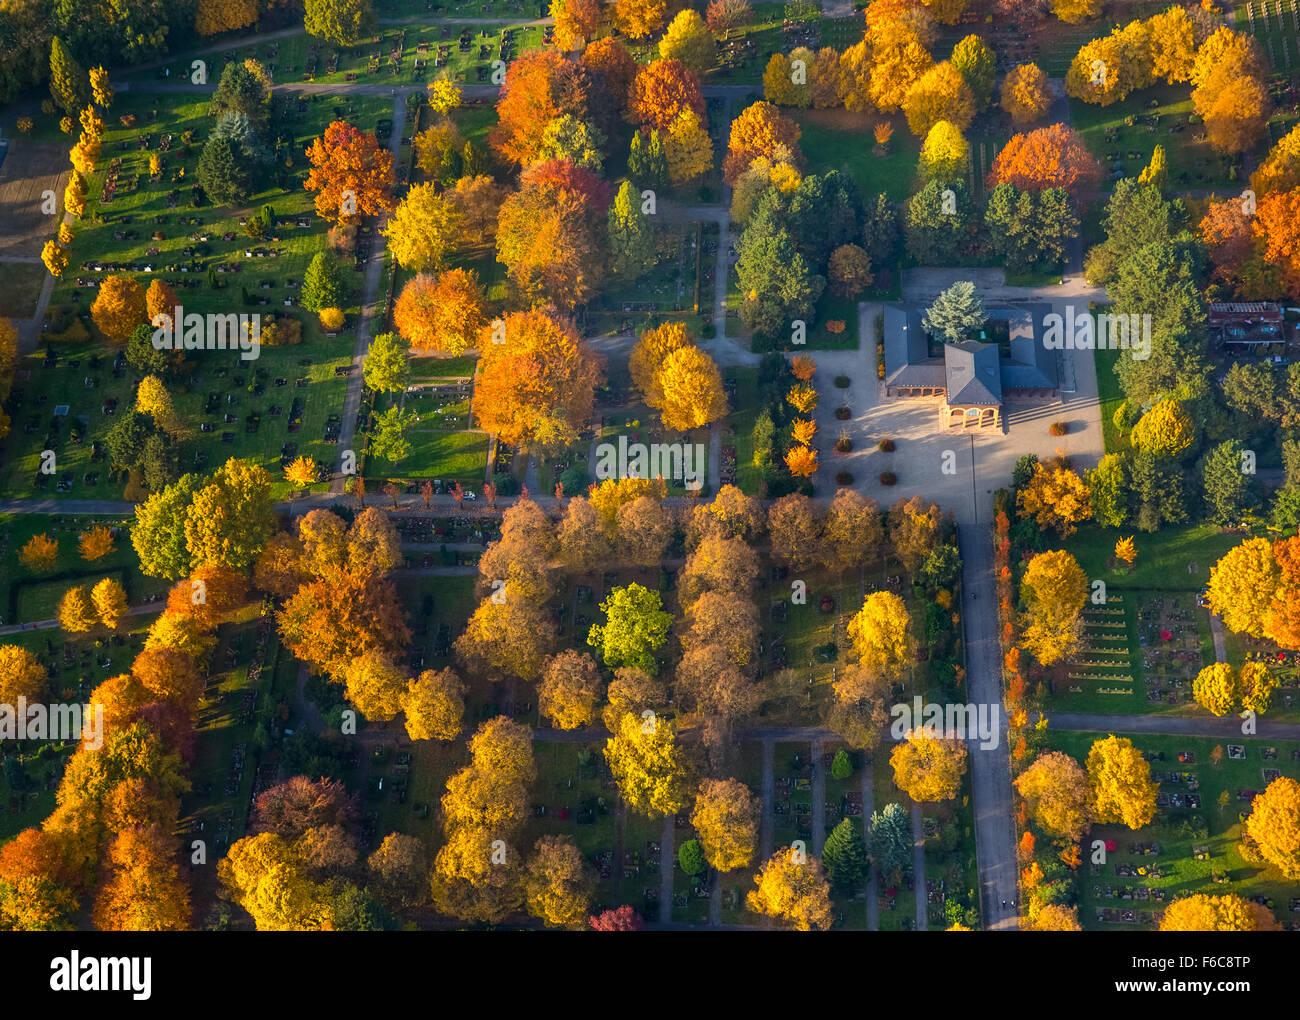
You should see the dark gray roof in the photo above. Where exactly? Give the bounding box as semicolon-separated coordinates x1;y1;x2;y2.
990;304;1057;390
882;301;1059;403
944;341;1002;406
883;305;945;388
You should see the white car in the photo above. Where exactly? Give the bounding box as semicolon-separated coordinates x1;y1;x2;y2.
462;490;477;501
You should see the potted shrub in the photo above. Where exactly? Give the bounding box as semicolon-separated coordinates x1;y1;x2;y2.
878;438;895;452
835;471;853;485
835;406;851;420
835;431;852;453
1050;421;1068;436
834;375;850;388
880;471;897;485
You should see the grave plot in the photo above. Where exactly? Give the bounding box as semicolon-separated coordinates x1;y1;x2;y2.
1048;730;1300;931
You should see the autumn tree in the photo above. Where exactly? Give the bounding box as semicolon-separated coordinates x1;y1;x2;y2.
1019;549;1087;667
538;650;603;731
1244;777;1300;879
552;0;604;49
866;16;934;112
474;309;601;453
613;0;673;39
890;731;968;802
655;344;729;432
901;62;974;137
91;275;146;343
630;322;692;408
603;711;687;817
57;585;97;633
823;489;883;574
1017;457;1092;537
454;590;556;683
1001;63;1052;125
382;183;459;272
523;835;593;928
919;120;969;183
19;533;59;574
1206;537;1279;639
658;9;715;74
0;645;47;706
184;458;275;571
746;847;834;931
1086;735;1159;830
678;534;760;608
723;100;802;185
279;569;410;683
847;591;914;681
691;778;758;872
92;825;191;931
889;495;942;571
630;59;706;132
91;577;129;630
1014;751;1091;841
1191;27;1271;155
304;120;395;224
665;109;713;185
1159;893;1280;932
490;50;593;167
1130;399;1196;460
989;124;1104;195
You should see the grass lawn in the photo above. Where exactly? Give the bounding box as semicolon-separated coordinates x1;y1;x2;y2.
1093;344;1127;454
0;263;47;319
794;109;920;204
1064;523;1239;593
369;428;489;483
723;366;762;495
1068;86;1247;194
1045;729;1300;931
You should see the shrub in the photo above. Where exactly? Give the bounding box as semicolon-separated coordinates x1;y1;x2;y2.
835;471;853;484
835;434;852;452
878;438;895;452
318;307;344;330
825;319;846;334
1049;421;1068;436
831;749;852;780
880;471;897;485
16;117;32;134
833;375;850;388
835;407;851;420
492;472;520;496
678;839;707;876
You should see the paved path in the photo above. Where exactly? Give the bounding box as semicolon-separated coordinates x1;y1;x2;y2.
331;92;406;492
759;737;774;861
861;762;878;930
810;736;825;856
910;800;927;932
659;813;674;924
1041;712;1300;740
0;601;161;636
1209;613;1228;663
959;522;1020;931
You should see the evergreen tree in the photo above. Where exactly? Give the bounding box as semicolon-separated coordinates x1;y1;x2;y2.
904;179;971;265
301;251;348;312
860;192;901;272
49;36;88;114
628;129;669;192
211;60;273;132
607;180;656;280
822;817;869;892
870;802;911;875
923;280;984;343
198;136;253;207
1198;439;1258;525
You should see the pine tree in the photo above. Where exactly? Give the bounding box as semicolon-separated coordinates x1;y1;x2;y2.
607;180;656;280
628;129;669;191
821;817;869;891
922;280;985;343
870;802;912;875
198;136;252;207
301;251;347;312
49;37;89;115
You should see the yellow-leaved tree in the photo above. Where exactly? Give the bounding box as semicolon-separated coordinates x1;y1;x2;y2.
603;711;687;817
890;731;968;802
1018;549;1087;666
655;344;729;432
746;846;834;930
846;591;914;681
1244;777;1300;878
690;778;759;872
1017;457;1092;537
1086;734;1159;830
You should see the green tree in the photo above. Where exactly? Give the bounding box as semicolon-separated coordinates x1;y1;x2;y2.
831;749;853;780
1088;453;1131;529
861;192;901;273
198;136;253;208
49;36;88;114
362;333;411;395
126;323;170;375
301;251;348;312
370;406;417;463
211;59;272;132
923;280;984;343
678;839;707;875
607;180;656;281
1199;439;1258;525
735;223;825;339
304;0;377;46
627;129;669;191
950;35;996;108
131;473;199;579
586;583;673;675
870;802;911;875
905;179;972;264
821;817;869;892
